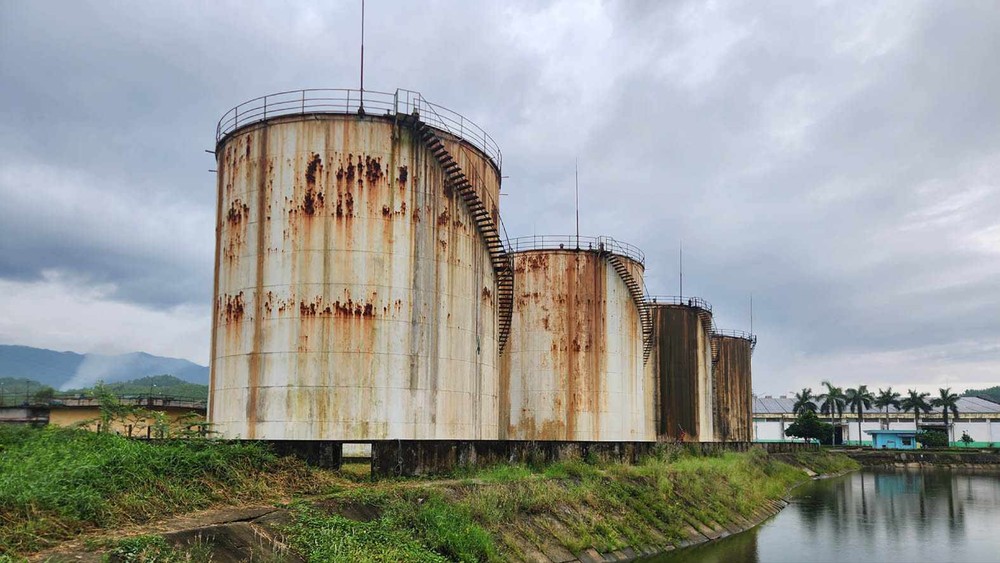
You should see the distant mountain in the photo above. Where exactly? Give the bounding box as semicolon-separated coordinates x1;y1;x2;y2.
0;345;208;390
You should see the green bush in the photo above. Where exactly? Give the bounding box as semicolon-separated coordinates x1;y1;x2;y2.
784;411;833;444
916;430;948;448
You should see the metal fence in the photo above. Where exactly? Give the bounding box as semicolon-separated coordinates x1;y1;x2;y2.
215;88;502;171
507;235;646;266
714;328;757;348
647;295;713;313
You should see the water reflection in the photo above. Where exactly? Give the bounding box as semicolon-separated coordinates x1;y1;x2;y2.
648;468;1000;563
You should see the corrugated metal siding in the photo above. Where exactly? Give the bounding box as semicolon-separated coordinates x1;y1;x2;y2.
500;250;654;441
209;114;500;440
753;396;1000;416
712;335;753;442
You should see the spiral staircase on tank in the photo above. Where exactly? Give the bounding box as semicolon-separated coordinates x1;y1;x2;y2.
696;308;719;365
398;114;515;352
606;254;654;362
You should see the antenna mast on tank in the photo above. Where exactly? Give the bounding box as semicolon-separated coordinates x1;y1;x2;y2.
679;241;683;298
750;294;754;334
359;0;365;112
575;159;580;249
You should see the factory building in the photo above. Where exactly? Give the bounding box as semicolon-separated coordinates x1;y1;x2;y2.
754;395;1000;446
208;88;755;444
646;297;715;442
499;236;655;441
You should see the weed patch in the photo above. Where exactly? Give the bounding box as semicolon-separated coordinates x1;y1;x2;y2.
0;426;326;556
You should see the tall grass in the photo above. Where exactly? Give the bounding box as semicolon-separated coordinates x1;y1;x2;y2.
0;426;312;555
281;447;851;561
284;489;498;562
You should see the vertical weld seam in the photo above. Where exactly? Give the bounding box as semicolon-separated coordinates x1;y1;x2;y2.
208;145;225;424
247;127;269;439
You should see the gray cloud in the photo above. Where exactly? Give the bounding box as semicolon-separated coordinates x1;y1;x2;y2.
1;0;998;391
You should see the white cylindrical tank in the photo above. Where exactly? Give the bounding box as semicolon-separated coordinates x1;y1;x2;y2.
499;236;655;442
209;90;504;440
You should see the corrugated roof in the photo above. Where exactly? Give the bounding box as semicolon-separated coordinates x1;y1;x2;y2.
752;395;1000;415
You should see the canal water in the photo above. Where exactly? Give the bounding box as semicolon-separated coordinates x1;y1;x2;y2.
649;468;1000;563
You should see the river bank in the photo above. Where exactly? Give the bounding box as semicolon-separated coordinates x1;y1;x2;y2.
839;448;1000;469
2;427;858;562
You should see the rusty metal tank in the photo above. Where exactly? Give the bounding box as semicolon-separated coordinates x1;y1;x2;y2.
646;297;715;442
711;330;755;442
209;89;510;440
499;236;655;442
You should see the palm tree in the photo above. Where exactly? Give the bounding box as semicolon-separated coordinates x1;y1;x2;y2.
931;387;960;444
845;386;875;446
900;389;932;431
793;388;818;415
874;387;901;430
818;381;847;445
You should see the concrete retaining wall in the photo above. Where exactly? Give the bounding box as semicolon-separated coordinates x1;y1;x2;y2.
369;440;818;477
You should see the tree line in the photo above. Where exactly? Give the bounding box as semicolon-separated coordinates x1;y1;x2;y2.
786;382;960;445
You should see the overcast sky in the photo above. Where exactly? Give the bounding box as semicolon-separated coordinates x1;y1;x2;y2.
1;0;998;395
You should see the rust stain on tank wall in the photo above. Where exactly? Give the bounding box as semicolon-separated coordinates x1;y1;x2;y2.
652;304;711;441
301;153;325;216
219;292;246;323
712;336;753;442
245;126;270;439
364;155;384;183
298;295;377;318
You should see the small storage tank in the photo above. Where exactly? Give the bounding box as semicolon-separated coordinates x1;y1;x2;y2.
500;236;655;441
209;89;511;441
646;297;715;442
712;330;755;442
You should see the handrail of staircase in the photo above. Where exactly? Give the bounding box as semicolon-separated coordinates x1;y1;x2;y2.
507;235;645;266
647;295;713;313
396;89;501;172
216;88;502;172
457;144;511;253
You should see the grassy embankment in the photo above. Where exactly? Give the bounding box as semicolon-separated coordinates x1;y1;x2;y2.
0;425;329;557
0;426;858;562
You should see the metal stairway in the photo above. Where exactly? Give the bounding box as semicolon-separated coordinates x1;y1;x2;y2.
402;115;514;351
606;254;653;363
696;308;718;364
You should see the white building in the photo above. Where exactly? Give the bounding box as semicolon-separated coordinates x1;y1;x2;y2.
753;395;1000;446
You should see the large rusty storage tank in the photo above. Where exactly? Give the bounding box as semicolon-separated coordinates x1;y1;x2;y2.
711;330;755;442
646;297;715;442
499;236;655;441
209;89;512;440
